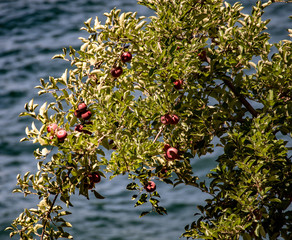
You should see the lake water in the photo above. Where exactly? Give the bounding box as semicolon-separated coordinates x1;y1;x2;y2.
0;0;291;239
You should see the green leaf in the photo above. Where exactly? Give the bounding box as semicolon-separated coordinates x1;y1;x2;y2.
135;193;148;207
126;182;138;190
139;211;150;217
60;221;72;228
92;190;105;199
242;233;252;240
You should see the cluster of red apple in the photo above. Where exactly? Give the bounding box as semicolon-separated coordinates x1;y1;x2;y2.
160;113;180;125
143;112;181;193
47;123;67;143
74;103;92;120
160;113;180;159
47;103;94;143
86;172;101;189
110;51;132;78
147;144;184;189
74;103;92;135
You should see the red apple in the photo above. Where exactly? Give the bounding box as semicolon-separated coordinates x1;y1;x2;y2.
110;66;123;78
170;114;180;125
173;79;183;90
160;115;168;124
166;147;179;160
161;114;179;125
198;50;207;61
81;110;92;120
144;181;156;192
47;123;58;133
75;124;86;133
75;124;84;132
56;129;67;142
121;52;132;63
161;114;172;125
75;124;91;135
89;172;101;184
78;103;87;113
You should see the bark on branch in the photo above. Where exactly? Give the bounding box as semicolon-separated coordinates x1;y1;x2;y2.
220;76;258;118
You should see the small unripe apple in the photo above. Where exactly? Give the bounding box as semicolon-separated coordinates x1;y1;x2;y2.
170;114;180;125
166;147;179;160
78;103;87;113
173;79;183;90
56;129;67;142
110;66;123;78
144;181;156;193
81;110;92;120
89;172;101;184
121;52;132;63
47;123;58;133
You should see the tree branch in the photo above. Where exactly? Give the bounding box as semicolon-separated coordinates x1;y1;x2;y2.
153;125;165;143
220;75;258;118
271;0;292;2
41;193;59;240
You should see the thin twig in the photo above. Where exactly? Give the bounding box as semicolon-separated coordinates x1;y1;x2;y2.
271;0;291;2
153;125;165;143
41;193;59;240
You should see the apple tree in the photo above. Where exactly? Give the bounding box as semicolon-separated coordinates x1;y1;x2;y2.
7;0;292;239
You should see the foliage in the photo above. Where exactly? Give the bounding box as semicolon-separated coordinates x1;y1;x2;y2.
7;0;292;239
